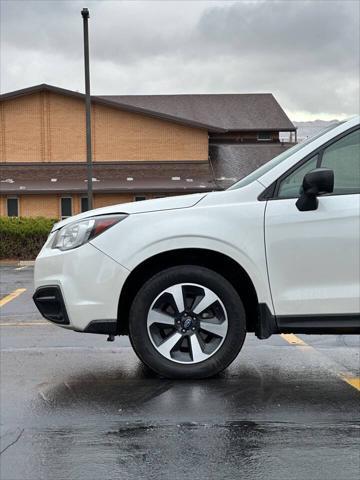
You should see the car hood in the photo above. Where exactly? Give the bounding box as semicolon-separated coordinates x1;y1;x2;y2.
52;192;208;231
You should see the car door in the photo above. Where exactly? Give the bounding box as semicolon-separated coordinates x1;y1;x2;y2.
264;127;360;319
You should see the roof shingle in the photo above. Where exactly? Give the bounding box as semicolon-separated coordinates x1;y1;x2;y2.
100;93;295;131
210;143;292;188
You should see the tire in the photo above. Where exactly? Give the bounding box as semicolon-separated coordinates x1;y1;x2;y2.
129;265;246;379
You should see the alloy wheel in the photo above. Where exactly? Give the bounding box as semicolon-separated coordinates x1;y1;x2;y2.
147;283;228;364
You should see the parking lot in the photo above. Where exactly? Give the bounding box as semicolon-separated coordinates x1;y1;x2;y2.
0;264;359;480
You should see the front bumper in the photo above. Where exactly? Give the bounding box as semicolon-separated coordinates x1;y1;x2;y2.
33;285;69;325
33;236;130;332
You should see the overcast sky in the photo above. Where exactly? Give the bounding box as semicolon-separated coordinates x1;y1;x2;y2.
1;0;359;121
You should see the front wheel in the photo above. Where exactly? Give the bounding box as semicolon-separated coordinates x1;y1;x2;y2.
129;265;246;378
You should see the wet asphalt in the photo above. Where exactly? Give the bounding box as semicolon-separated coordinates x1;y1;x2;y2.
0;265;359;480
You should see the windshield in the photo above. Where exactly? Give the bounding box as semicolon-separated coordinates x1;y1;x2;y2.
228;123;341;190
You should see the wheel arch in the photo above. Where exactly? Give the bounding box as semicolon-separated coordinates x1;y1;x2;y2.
117;248;259;335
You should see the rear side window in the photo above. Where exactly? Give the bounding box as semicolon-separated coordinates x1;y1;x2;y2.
320;129;360;194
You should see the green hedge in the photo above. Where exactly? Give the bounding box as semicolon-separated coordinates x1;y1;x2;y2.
0;216;58;260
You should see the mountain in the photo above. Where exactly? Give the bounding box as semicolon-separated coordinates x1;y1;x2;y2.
294;120;341;142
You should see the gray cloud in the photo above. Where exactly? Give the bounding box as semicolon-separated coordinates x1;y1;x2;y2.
1;0;359;120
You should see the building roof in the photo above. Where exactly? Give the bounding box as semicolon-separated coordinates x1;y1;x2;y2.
0;84;295;133
1;146;293;193
0;161;218;194
100;93;296;132
0;84;225;133
210;143;292;189
0;84;295;195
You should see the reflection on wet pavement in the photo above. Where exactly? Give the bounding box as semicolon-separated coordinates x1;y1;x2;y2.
1;266;359;479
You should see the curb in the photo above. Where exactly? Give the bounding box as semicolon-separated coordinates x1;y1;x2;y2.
0;260;36;267
0;260;19;266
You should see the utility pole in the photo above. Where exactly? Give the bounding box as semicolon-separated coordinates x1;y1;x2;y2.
81;7;93;210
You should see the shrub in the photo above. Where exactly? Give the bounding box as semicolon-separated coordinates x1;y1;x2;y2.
0;216;58;260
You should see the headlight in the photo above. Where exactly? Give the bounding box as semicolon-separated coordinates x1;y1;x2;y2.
52;214;127;251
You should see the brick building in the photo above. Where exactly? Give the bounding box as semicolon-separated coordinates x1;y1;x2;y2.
0;84;295;218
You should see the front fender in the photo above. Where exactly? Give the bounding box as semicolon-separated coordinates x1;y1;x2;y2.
90;201;272;308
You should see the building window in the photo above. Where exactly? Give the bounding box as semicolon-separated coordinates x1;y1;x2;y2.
257;132;272;141
61;197;72;219
7;197;19;217
81;197;89;213
134;195;146;201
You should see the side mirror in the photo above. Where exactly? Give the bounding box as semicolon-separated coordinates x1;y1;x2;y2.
296;168;334;211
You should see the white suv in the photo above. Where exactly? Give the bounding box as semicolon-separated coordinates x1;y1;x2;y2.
34;116;360;378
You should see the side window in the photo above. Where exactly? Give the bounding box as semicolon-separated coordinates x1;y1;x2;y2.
7;197;19;217
320;129;360;194
257;132;272;141
277;155;318;198
61;197;72;219
81;197;88;213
